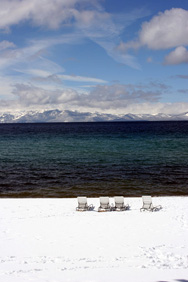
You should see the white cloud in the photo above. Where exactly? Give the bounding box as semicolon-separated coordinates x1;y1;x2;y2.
8;82;165;112
89;84;162;104
0;34;82;71
119;102;188;115
0;80;187;116
0;76;16;100
0;35;88;89
14;67;107;85
12;83;79;106
139;8;188;50
164;46;188;65
77;8;149;69
0;0;85;30
0;0;116;32
0;33;108;105
119;8;188;51
25;69;54;78
31;73;107;85
0;0;149;68
59;74;107;83
0;40;15;51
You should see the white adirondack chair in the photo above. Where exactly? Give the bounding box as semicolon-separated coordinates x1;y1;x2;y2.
140;196;162;212
98;197;111;212
76;197;94;211
114;196;130;211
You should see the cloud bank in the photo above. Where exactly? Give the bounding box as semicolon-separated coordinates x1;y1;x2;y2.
10;82;164;108
0;81;185;116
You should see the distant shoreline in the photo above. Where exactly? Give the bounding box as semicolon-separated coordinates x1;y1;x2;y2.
0;109;188;123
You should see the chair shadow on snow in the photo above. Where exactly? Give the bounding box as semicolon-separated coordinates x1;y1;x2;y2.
157;279;188;282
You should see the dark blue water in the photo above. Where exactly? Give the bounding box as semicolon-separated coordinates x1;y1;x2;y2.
0;121;188;197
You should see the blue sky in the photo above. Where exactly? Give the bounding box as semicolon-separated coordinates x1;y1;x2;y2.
0;0;188;115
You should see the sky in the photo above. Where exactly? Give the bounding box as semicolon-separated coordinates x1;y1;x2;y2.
0;0;188;115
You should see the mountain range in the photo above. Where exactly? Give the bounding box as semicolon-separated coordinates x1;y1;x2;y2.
0;109;188;123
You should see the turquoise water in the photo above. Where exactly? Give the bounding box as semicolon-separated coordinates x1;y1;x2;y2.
0;121;188;197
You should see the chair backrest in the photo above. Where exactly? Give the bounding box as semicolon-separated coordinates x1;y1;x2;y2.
114;196;124;208
142;196;153;209
99;197;110;208
77;197;88;209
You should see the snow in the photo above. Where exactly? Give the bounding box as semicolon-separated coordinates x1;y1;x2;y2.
1;110;188;122
0;197;188;282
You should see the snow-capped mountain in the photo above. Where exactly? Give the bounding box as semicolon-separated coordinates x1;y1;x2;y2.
0;109;188;123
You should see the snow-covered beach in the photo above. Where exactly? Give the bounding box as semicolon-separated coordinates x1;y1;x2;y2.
0;197;188;282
